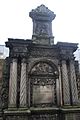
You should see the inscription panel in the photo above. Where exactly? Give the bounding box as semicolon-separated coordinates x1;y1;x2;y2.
30;77;56;107
33;85;54;104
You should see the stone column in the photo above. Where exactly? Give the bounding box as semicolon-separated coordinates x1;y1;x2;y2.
69;60;79;105
62;60;70;105
20;58;27;107
9;58;17;107
56;78;60;106
58;65;63;106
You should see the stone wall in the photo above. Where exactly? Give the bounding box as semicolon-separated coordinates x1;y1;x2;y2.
0;59;4;85
0;59;4;101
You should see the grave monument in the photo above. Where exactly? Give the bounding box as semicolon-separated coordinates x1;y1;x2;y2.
1;4;80;120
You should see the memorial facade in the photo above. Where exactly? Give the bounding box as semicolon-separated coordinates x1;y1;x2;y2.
1;4;80;120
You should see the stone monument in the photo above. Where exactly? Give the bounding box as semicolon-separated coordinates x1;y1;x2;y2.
1;4;80;120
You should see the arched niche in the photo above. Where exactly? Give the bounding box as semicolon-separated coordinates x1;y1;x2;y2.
28;61;59;107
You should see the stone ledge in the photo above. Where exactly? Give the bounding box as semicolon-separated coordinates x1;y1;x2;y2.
60;107;80;113
4;109;31;116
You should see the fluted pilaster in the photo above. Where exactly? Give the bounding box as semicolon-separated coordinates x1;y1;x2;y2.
20;58;27;107
9;58;17;107
62;60;70;105
70;60;79;105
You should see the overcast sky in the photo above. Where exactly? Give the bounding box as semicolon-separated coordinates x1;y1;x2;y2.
0;0;80;48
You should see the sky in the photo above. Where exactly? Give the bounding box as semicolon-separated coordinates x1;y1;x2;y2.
0;0;80;49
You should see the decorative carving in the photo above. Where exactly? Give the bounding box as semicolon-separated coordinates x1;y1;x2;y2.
13;47;27;53
29;4;56;21
29;4;56;44
57;42;78;61
30;47;58;58
10;46;28;58
31;62;57;75
35;22;49;36
31;4;54;15
1;58;10;109
32;78;55;85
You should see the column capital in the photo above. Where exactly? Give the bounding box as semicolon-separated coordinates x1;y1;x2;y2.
10;58;17;63
70;59;75;64
59;52;75;61
62;60;66;64
21;58;26;63
12;58;17;63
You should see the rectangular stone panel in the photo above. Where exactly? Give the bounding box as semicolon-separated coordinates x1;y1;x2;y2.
33;85;54;104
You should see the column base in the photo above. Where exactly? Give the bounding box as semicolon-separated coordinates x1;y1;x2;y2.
8;105;16;108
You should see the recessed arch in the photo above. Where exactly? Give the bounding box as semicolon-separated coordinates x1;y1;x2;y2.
28;59;59;107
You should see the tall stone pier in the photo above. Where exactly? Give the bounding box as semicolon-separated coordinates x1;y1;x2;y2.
1;4;80;120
